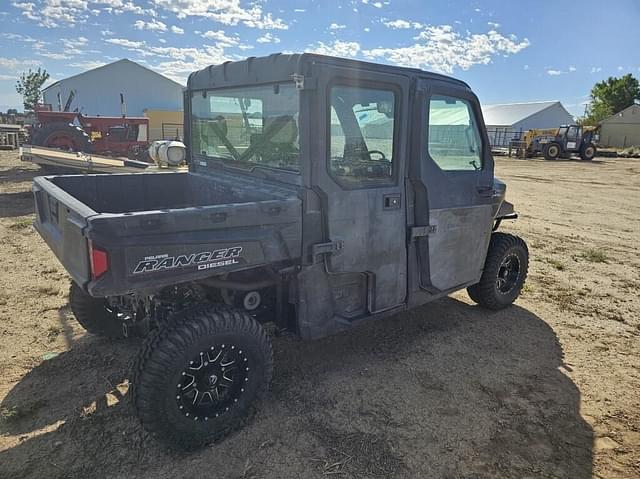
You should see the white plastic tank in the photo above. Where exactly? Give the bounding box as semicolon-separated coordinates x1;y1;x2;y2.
148;140;186;167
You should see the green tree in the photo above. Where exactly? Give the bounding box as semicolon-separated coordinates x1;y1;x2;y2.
15;68;50;112
582;74;640;125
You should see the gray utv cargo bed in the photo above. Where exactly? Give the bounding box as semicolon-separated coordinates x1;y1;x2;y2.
33;170;301;296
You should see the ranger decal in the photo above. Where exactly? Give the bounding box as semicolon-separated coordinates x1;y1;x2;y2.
133;247;243;274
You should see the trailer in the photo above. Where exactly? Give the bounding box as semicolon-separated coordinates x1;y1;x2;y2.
20;144;153;173
20;144;187;174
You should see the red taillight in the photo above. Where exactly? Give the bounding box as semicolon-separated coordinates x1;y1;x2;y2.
89;241;109;279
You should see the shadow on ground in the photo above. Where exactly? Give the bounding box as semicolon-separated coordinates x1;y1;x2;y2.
0;191;35;218
0;298;593;478
0;165;41;184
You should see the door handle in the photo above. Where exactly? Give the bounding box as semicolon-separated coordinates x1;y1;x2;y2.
476;186;494;198
383;194;401;209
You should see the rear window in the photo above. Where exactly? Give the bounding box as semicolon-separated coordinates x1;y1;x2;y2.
191;83;300;173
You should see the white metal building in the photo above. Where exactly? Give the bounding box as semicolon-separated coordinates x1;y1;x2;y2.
599;103;640;148
42;59;184;117
481;100;575;146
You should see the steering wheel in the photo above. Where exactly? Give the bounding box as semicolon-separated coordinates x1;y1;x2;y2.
364;149;387;161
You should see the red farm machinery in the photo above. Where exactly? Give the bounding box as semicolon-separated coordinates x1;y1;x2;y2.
30;94;150;161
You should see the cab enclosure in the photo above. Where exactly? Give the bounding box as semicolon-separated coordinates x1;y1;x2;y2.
33;53;515;339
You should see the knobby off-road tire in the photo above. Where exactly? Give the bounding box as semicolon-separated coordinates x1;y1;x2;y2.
467;233;529;310
32;122;92;152
580;143;596;161
131;305;273;450
69;282;126;338
543;142;561;161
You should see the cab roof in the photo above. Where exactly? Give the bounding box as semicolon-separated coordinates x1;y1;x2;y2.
187;53;470;91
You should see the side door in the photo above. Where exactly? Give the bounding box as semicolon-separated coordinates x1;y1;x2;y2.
412;81;494;293
307;65;409;317
566;125;580;151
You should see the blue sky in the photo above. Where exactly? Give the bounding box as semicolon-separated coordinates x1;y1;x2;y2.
1;0;639;115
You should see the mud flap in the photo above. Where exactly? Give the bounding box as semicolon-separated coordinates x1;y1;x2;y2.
296;263;345;340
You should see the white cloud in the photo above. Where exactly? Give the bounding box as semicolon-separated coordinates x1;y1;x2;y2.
617;66;624;71
523;64;529;70
256;32;280;44
293;8;305;12
546;69;563;76
591;66;602;73
170;25;184;34
201;30;239;46
307;40;361;58
487;21;500;28
569;65;576;72
37;52;74;60
134;18;167;32
105;37;145;48
363;25;530;74
69;60;107;70
95;0;156;16
1;32;38;43
150;0;288;30
0;57;42;74
329;23;346;30
13;0;88;28
383;19;423;29
102;36;233;84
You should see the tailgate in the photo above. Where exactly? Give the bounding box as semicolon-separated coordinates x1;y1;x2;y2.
32;176;96;287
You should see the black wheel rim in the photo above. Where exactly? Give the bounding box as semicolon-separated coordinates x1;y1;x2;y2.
175;344;248;421
496;253;520;294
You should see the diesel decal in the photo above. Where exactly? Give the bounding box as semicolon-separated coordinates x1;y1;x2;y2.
133;247;243;274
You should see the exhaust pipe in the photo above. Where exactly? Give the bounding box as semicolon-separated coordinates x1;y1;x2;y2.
120;93;127;118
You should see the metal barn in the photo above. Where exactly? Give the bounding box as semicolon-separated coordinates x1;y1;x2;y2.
42;59;184;117
599;104;640;148
481;101;575;147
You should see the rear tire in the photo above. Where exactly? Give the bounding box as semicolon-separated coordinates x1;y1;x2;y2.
32;122;92;152
543;142;561;160
131;305;273;450
580;143;596;161
467;233;529;310
69;282;125;338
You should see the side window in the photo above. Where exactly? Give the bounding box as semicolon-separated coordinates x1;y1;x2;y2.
567;126;579;139
329;85;395;185
428;95;482;171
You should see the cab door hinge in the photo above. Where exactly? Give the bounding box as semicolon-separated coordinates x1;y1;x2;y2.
292;73;316;90
409;225;437;240
292;74;305;89
311;240;344;262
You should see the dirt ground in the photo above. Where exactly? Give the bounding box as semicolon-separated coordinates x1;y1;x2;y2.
0;150;639;478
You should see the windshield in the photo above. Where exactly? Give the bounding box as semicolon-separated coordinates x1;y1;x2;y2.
191;83;300;172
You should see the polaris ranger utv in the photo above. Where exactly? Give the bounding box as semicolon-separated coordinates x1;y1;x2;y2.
31;53;528;449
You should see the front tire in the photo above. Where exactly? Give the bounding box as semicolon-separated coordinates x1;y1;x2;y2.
131;305;273;449
580;143;596;161
543;142;561;160
467;233;529;310
69;282;125;338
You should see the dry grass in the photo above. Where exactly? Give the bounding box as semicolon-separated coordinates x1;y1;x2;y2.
580;248;609;263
